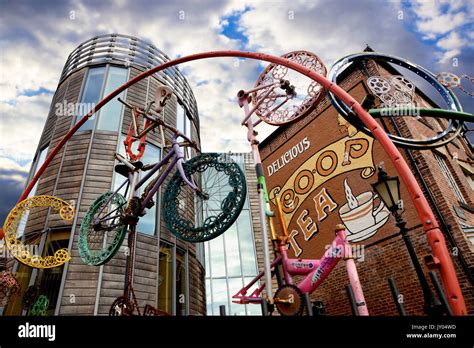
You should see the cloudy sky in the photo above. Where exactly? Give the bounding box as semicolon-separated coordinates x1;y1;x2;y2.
0;0;473;223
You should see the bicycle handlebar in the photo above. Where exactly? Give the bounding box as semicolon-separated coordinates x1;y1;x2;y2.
117;97;200;152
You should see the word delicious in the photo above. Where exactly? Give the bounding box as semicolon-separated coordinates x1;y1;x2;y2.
267;137;311;176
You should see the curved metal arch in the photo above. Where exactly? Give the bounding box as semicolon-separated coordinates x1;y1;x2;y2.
11;50;467;315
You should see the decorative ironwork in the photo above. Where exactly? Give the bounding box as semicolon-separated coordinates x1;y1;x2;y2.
162;153;247;242
436;72;461;88
22;285;40;311
252;51;327;125
78;192;128;266
2;196;73;269
437;72;474;97
274;284;304;316
29;295;49;316
367;75;415;107
0;270;20;297
327;52;464;149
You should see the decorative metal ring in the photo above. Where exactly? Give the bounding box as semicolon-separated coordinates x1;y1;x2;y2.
253;50;327;125
327;52;463;149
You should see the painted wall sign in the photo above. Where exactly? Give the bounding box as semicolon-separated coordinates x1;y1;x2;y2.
260;82;412;259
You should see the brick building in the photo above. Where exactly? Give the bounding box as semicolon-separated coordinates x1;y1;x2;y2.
258;55;473;315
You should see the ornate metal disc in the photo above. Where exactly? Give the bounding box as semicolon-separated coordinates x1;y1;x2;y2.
0;270;20;297
30;295;49;316
274;284;305;316
436;72;461;88
2;195;73;269
253;51;327;125
79;191;128;266
162;153;246;242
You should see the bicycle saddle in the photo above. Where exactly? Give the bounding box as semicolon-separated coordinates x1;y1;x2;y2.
114;161;144;177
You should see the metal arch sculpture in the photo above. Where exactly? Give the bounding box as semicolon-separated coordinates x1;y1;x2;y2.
7;50;468;315
327;52;466;149
2;195;73;269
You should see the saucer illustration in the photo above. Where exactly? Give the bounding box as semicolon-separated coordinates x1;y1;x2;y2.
339;178;390;242
346;210;390;242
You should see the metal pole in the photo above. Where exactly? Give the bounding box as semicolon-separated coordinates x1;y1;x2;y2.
219;305;226;316
261;298;269;316
12;50;465;315
388;277;406;316
258;188;273;306
395;212;442;316
346;284;358;316
304;293;313;316
429;271;453;316
338;226;369;316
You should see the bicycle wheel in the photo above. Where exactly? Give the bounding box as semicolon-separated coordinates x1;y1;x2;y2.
162;153;247;242
2;195;73;269
327;52;464;149
78;192;127;266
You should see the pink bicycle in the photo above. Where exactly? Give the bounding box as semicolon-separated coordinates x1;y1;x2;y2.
232;198;368;316
233;51;368;316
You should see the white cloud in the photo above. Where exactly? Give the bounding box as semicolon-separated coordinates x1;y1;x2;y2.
410;0;473;64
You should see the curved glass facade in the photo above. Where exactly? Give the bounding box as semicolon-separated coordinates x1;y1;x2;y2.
204;154;261;316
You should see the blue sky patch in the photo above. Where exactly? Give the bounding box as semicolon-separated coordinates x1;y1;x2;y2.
220;6;251;48
20;87;53;97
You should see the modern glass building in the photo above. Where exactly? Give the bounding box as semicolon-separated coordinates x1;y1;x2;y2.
204;153;262;316
2;34;205;316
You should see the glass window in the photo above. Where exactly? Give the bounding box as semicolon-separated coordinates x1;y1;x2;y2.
435;154;466;203
158;244;173;315
76;67;106;130
228;277;244;315
176;249;187;316
204;153;260;315
29;146;49;198
97;67;128;131
209;234;225;277
176;102;185;136
237;210;258;276
211;278;228;315
17;146;49;238
224;225;241;277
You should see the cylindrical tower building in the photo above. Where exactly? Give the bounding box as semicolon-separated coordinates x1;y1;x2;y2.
4;34;205;316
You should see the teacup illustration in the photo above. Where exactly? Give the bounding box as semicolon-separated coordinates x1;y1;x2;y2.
339;179;390;242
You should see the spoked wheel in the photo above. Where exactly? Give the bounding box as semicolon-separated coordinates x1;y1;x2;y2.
78;192;128;266
109;296;134;316
274;284;305;316
162;153;247;242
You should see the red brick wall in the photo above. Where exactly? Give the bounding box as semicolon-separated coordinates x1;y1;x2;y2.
259;60;474;315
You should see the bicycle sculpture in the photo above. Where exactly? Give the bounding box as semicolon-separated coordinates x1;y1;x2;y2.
2;196;74;269
78;93;246;266
74;87;245;315
5;50;472;316
233;52;368;315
